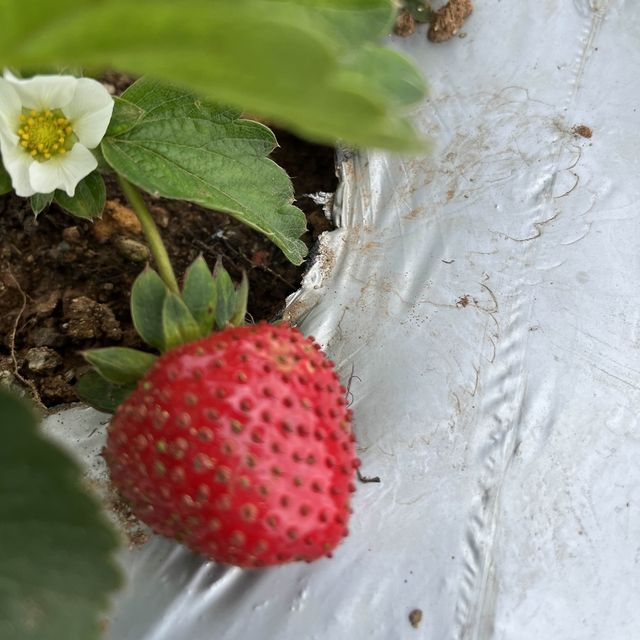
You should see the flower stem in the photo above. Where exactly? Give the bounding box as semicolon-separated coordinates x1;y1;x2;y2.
117;175;180;295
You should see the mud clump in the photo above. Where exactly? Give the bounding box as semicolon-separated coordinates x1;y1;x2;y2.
428;0;473;43
394;9;417;37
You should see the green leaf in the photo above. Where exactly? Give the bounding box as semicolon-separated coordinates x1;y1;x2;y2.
0;0;426;151
84;347;156;385
278;0;394;44
105;98;145;137
0;389;122;640
30;192;53;216
182;255;217;336
131;268;168;351
340;45;428;109
0;158;11;195
230;272;249;327
75;370;133;413
161;293;202;351
54;171;106;219
102;78;308;264
213;260;236;330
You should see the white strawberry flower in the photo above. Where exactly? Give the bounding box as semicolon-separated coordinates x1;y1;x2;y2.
0;71;113;198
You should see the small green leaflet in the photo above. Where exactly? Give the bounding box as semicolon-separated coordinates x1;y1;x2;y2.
102;78;308;264
0;389;122;640
213;259;238;329
76;371;134;413
84;347;157;385
182;256;217;336
161;293;202;350
130;268;169;351
230;272;249;326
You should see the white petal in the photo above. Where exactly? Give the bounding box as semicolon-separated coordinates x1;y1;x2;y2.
4;71;76;110
0;78;22;135
64;78;114;148
0;132;36;197
28;143;97;197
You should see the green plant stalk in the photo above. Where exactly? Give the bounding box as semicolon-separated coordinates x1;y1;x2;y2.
117;175;180;294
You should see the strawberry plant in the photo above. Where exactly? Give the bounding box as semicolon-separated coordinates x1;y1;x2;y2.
77;176;358;565
0;0;425;636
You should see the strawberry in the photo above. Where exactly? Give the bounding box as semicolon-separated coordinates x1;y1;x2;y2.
104;321;358;567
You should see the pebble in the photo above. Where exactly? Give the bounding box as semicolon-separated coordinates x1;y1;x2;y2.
25;347;62;373
115;237;150;263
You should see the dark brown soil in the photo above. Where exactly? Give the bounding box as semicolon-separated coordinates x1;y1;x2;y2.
0;129;336;407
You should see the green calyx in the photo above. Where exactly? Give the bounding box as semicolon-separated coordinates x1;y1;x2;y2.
77;254;248;412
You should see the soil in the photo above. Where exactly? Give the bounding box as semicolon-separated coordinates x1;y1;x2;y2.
428;0;473;43
0;128;336;408
572;124;593;139
394;9;418;37
395;1;472;42
408;608;423;629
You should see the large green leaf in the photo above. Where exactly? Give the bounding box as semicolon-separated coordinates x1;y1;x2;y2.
0;389;121;640
340;45;427;109
268;0;395;44
102;78;308;264
0;0;426;151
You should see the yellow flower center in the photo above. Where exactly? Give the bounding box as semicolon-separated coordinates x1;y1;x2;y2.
16;109;75;162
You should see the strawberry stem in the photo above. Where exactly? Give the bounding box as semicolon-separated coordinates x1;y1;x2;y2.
117;175;180;295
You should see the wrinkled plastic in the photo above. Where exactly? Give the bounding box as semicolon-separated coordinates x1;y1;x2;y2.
43;1;640;637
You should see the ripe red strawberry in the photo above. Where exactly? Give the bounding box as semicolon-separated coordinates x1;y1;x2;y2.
105;321;358;567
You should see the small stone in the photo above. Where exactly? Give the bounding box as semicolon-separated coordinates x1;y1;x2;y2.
115;237;150;263
33;290;61;318
25;347;62;373
62;226;81;243
0;369;17;390
49;241;71;259
150;205;170;228
0;356;18;391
